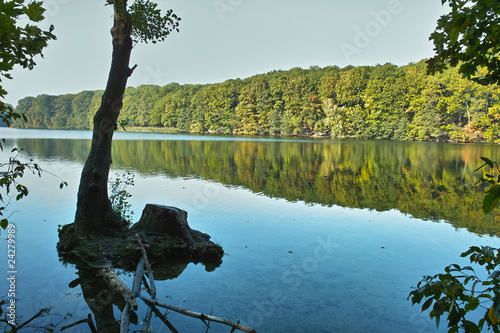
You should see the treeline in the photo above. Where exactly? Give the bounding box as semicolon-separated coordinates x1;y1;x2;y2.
13;60;500;142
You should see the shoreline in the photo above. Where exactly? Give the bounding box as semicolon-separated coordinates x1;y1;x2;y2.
6;126;496;144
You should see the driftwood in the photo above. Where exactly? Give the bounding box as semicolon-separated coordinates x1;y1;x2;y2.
56;203;241;331
122;235;157;333
135;234;160;332
139;295;257;333
97;265;138;311
136;233;157;298
139;307;154;333
120;258;144;333
113;234;256;333
148;305;179;333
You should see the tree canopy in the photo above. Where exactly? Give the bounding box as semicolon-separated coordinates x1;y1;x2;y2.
0;0;55;125
427;0;500;85
13;61;500;143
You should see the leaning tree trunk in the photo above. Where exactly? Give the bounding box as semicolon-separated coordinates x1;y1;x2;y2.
74;2;134;234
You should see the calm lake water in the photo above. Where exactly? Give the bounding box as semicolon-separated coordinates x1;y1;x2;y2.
1;128;500;332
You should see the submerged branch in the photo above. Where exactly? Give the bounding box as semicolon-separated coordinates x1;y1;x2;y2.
120;258;144;333
139;295;257;333
149;305;179;333
136;233;156;298
140;307;155;333
98;265;138;310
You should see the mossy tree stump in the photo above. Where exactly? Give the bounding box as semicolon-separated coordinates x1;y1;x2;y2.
57;204;224;273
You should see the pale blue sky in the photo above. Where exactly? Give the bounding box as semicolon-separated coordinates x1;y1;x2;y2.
5;0;449;106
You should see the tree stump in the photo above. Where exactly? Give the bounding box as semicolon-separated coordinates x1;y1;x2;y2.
58;204;224;274
132;204;196;245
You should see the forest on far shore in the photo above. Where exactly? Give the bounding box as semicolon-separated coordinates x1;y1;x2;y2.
12;59;500;143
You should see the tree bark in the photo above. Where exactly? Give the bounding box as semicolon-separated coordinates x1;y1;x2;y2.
74;1;134;233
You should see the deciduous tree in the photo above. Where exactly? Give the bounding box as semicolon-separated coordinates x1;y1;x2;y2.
74;0;180;233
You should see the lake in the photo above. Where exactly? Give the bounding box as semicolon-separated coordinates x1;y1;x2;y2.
1;128;500;333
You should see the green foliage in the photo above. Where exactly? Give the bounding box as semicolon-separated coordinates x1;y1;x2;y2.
408;155;500;330
0;0;55;126
129;0;181;44
108;172;135;225
10;61;500;143
409;246;500;332
0;1;65;230
427;0;500;86
409;2;500;329
476;157;500;214
0;147;67;230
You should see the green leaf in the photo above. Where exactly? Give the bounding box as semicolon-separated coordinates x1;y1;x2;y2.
483;185;500;213
450;26;461;43
0;219;8;229
489;270;500;279
24;1;46;22
433;300;445;316
422;298;433;312
481;157;495;169
493;295;500;319
463;321;480;333
448;308;461;326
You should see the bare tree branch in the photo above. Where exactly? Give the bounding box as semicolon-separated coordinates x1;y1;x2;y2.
139;295;257;333
98;265;138;311
120;257;145;332
135;234;157;298
149;305;179;333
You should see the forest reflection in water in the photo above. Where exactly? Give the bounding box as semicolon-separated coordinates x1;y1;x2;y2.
15;135;500;236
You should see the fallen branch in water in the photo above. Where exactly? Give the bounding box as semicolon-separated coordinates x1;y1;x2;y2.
96;234;257;332
139;295;257;333
136;233;156;298
120;257;145;333
139;306;155;333
98;265;138;311
148;304;179;333
134;233;159;333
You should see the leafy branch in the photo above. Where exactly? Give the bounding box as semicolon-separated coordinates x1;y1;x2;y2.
475;157;500;214
0;147;67;229
409;246;500;333
108;172;135;226
129;0;181;45
409;157;500;332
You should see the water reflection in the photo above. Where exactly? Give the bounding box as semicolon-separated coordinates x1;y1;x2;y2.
63;256;198;332
75;267;122;331
15;136;500;236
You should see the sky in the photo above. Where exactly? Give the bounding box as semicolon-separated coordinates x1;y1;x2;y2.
4;0;449;106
